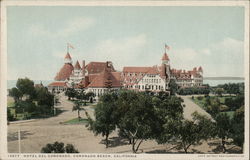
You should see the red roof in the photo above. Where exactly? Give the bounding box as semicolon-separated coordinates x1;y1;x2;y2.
74;60;81;70
146;66;160;74
64;52;72;59
54;63;74;81
48;81;67;87
162;53;169;61
88;68;122;88
123;67;151;73
86;62;115;74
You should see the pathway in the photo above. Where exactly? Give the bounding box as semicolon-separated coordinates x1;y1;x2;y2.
181;95;213;120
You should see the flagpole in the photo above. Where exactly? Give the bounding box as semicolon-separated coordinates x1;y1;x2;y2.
67;43;69;53
164;43;166;53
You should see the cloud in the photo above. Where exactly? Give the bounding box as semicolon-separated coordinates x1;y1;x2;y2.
83;34;147;70
169;37;244;77
49;36;244;78
200;48;211;55
29;24;51;37
28;17;95;38
58;17;95;37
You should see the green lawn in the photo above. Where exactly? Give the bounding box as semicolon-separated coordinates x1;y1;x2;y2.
190;97;206;109
63;118;88;125
190;95;235;109
190;96;236;118
223;111;235;119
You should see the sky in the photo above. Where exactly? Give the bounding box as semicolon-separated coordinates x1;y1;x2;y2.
7;6;245;80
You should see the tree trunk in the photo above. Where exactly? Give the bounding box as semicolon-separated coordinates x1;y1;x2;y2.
222;138;226;153
184;148;188;153
132;138;136;153
135;139;143;153
78;110;80;121
128;138;132;144
105;133;109;148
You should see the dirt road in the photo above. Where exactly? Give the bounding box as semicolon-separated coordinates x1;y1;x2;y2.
181;96;213;121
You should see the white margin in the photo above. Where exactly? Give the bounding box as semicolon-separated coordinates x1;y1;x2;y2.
0;1;249;160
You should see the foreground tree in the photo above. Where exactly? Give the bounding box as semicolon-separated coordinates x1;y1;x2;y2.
115;90;157;153
215;113;231;153
230;106;244;150
41;141;79;153
86;92;118;148
177;112;215;153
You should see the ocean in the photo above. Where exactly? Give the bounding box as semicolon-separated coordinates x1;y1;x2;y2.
7;79;244;89
203;79;244;87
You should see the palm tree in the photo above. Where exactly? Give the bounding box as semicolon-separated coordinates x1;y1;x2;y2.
72;102;82;121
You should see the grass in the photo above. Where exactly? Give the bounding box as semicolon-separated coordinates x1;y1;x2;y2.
223;111;235;119
190;95;235;109
191;97;206;109
190;96;236;119
63;118;89;125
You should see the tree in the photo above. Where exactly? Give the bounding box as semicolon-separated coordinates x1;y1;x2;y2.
76;90;87;105
36;86;54;107
215;88;224;97
9;87;22;102
65;144;79;153
41;141;79;153
169;79;178;95
176;112;215;153
153;95;184;147
214;113;231;153
16;78;36;99
207;98;220;117
230;106;244;150
115;90;157;153
7;108;15;121
72;101;83;121
65;88;77;100
86;92;95;103
86;92;118;148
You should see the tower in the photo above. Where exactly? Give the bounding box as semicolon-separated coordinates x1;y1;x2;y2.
198;66;203;75
74;60;81;73
64;52;72;64
161;52;171;78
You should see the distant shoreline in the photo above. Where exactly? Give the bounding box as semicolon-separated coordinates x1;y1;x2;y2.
203;77;244;80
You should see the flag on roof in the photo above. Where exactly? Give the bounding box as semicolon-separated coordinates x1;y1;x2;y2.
67;43;74;49
165;44;170;50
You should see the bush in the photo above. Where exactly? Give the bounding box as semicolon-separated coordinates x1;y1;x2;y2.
197;96;203;100
7;108;15;121
41;141;79;153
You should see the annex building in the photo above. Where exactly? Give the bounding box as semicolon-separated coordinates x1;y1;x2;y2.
48;50;203;97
